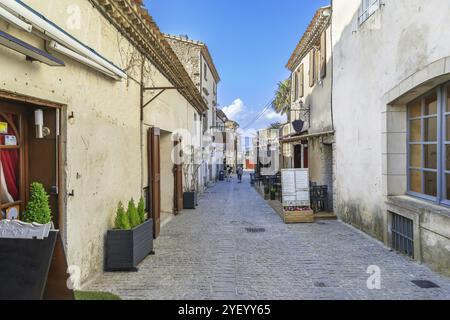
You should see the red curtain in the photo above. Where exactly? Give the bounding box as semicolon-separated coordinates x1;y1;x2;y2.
0;114;19;201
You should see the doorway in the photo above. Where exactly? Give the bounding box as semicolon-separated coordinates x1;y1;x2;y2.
294;143;308;169
0;99;60;227
148;127;161;239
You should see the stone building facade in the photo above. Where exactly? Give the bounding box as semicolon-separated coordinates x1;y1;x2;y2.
332;0;450;276
165;35;221;188
0;0;207;284
282;6;335;212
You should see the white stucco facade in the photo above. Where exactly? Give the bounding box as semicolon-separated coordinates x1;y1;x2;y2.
0;0;205;284
332;0;450;276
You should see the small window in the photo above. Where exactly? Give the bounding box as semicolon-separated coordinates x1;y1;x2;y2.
358;0;380;25
204;62;208;81
391;213;414;258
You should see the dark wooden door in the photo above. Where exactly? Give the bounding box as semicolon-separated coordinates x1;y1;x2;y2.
148;127;161;238
173;136;183;214
27;108;59;227
303;144;309;168
294;144;302;168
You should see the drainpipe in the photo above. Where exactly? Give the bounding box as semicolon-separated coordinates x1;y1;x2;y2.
329;1;335;132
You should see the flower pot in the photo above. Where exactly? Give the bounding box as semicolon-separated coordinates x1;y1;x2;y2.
105;219;154;272
0;230;58;300
183;192;197;209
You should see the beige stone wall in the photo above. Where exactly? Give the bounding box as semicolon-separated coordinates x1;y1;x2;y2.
332;0;450;275
0;0;200;284
291;25;333;135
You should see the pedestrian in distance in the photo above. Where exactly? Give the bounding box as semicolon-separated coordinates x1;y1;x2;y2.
227;166;233;182
237;166;243;183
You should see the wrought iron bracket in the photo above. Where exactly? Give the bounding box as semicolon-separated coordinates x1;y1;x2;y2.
141;86;183;109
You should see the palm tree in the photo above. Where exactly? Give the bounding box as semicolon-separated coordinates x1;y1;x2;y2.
271;79;291;115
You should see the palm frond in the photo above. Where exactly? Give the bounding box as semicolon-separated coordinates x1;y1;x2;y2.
271;79;291;115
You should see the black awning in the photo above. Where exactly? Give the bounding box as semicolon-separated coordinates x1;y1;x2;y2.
0;30;64;66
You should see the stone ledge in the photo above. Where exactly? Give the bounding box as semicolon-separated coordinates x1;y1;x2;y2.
387;195;450;240
387;195;450;219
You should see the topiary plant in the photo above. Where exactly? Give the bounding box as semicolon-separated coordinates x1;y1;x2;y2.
23;182;52;225
114;202;131;230
127;198;140;228
137;197;146;224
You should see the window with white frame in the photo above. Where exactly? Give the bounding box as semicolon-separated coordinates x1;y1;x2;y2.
358;0;380;25
408;82;450;204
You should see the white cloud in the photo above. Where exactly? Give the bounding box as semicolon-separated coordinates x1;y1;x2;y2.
222;98;244;120
265;111;286;122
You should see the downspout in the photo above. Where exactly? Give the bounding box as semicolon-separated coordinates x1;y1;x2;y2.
140;57;145;193
330;2;335;132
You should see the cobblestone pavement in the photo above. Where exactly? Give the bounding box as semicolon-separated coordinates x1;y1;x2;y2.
87;174;450;300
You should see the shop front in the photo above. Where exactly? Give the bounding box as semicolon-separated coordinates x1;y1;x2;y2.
0;93;63;230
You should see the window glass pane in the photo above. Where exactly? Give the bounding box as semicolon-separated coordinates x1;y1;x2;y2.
424;93;437;115
447;145;450;171
424;144;437;169
409;120;421;142
446;115;450;141
447;86;450;112
0;114;19;146
410;144;421;168
424;171;437;197
408;100;422;118
424;117;437;141
409;170;422;193
447;174;450;200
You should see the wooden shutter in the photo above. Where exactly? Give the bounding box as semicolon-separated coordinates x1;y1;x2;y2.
309;49;315;87
173;135;183;214
299;64;304;98
293;71;298;101
320;31;327;79
148;127;161;238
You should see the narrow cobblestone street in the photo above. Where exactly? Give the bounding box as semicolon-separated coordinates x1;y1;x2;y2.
88;174;450;300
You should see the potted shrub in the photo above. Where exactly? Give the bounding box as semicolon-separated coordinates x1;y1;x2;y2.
105;197;154;272
182;146;202;209
270;187;277;200
0;182;62;300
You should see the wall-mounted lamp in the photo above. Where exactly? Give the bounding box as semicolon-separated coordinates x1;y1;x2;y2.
34;109;50;138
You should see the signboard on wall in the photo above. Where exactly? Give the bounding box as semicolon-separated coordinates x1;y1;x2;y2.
281;169;310;207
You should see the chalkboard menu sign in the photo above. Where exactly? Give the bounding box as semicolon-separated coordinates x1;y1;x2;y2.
281;169;310;207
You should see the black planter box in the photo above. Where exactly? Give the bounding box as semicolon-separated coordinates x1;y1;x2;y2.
183;192;197;209
0;230;58;300
105;219;153;272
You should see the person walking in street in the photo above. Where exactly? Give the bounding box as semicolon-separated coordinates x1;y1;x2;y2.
237;166;243;183
226;165;232;182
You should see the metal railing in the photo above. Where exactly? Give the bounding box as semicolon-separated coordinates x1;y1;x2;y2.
391;213;414;258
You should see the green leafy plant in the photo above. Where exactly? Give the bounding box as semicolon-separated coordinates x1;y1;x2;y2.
23;182;52;225
137;197;146;224
114;202;131;230
127;198;141;228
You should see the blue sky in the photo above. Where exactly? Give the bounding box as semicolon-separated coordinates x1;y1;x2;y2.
146;0;330;133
